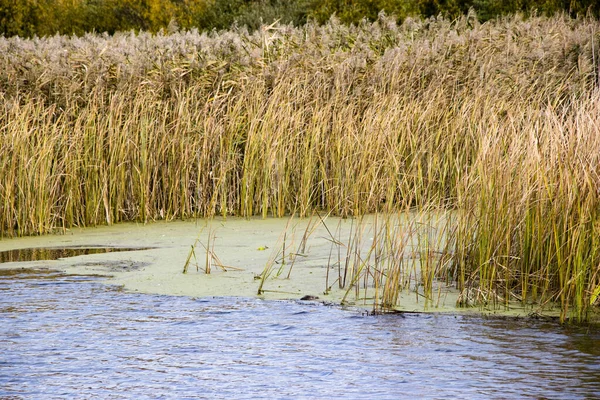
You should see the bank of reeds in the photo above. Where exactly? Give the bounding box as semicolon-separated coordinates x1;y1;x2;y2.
1;13;599;321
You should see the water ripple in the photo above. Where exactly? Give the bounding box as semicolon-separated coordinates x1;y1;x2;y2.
0;270;599;399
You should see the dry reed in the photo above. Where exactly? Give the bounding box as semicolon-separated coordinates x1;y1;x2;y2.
1;13;599;321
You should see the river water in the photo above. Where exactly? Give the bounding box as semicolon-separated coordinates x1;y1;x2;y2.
1;269;599;399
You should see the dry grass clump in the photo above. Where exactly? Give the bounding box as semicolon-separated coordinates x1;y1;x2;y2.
329;210;453;313
1;13;599;321
452;96;600;322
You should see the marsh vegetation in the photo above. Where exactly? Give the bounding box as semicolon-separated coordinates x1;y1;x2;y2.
1;14;599;321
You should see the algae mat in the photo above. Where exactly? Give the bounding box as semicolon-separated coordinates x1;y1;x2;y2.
0;215;510;315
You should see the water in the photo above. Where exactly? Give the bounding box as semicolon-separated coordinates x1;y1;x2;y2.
0;246;153;263
1;270;599;399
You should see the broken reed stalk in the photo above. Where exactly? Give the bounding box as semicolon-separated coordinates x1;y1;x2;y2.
183;226;238;274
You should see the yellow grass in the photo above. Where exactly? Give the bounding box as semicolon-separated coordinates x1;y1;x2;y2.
1;13;599;321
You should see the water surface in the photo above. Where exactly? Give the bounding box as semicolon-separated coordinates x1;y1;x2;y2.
0;246;152;263
1;269;599;399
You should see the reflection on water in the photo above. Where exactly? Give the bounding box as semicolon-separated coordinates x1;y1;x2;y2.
0;269;599;399
0;246;152;263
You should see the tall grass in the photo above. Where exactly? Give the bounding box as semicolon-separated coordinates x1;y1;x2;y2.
1;13;599;321
321;209;454;313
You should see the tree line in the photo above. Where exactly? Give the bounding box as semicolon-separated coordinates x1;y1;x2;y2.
1;0;599;37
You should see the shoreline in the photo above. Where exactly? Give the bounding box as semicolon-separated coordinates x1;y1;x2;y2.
0;217;578;322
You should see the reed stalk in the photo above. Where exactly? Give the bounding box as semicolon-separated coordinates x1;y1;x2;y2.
2;14;599;321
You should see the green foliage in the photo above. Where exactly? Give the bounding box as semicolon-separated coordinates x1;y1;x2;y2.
308;0;421;24
74;0;182;34
182;0;247;31
235;0;311;30
180;0;311;32
309;0;600;24
0;0;59;37
452;0;600;21
1;0;599;38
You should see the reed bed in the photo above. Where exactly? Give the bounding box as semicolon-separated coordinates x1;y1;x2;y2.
1;13;599;321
